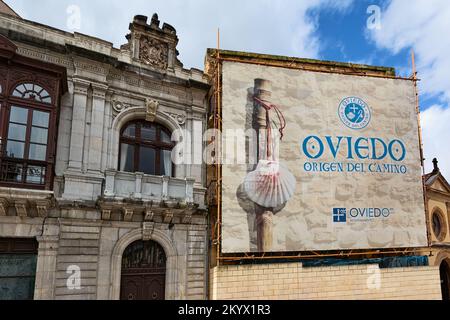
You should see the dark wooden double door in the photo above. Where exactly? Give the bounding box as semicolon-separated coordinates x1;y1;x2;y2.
120;240;166;301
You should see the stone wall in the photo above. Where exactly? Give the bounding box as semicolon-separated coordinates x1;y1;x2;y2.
210;263;442;300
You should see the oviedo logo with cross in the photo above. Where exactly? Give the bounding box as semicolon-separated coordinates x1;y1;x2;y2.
333;208;347;223
338;97;371;130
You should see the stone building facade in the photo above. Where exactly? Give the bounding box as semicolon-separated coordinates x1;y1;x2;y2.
424;158;450;299
0;2;448;301
0;10;209;300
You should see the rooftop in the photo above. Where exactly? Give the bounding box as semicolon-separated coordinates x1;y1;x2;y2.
206;48;398;79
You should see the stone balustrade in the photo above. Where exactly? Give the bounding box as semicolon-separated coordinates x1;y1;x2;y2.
104;169;204;206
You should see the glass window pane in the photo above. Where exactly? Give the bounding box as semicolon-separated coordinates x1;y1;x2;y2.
7;123;27;141
12;89;22;97
28;144;47;161
32;111;49;127
34;85;43;93
1;162;23;182
122;124;136;138
6;141;25;158
10;106;28;124
26;166;46;185
141;124;156;141
139;146;156;175
120;143;135;172
41;96;52;104
30;127;48;144
161;130;172;144
160;150;173;177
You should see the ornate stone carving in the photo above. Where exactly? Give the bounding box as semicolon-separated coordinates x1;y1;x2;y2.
167;112;186;125
146;99;159;122
142;222;155;241
102;209;112;221
163;210;174;224
0;198;9;216
14;200;29;217
182;212;193;224
112;100;132;113
35;199;53;218
123;208;134;222
139;36;169;69
144;208;155;222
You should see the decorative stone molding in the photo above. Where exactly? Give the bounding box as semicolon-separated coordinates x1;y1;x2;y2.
0;198;9;216
0;188;55;218
145;99;159;122
35;199;53;218
72;78;90;95
91;83;108;99
123;208;135;222
139;36;169;69
142;222;155;241
163;210;174;224
98;197;203;224
112;100;133;113
111;98;188;128
17;47;73;69
73;59;109;76
144;208;155;222
14;200;29;217
102;209;112;221
182;212;193;224
166;112;186;125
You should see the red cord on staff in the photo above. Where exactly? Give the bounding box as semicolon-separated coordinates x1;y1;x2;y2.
254;97;287;158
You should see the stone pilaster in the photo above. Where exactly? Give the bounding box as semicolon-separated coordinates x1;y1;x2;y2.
87;84;108;173
68;79;90;170
34;235;59;300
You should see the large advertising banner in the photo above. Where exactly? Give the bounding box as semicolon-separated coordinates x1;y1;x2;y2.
220;59;428;253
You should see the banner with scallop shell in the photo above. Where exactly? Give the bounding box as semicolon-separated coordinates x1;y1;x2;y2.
220;59;427;253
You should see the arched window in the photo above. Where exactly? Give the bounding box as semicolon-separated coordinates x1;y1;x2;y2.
12;83;52;104
0;82;56;189
432;209;447;242
119;121;174;177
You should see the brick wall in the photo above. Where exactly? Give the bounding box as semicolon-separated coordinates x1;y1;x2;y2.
210;263;442;300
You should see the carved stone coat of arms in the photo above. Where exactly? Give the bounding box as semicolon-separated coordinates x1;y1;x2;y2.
139;36;169;69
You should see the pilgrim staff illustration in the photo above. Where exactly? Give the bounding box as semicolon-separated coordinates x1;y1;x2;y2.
243;79;296;252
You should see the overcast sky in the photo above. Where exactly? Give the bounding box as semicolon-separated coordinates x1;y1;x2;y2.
5;0;450;178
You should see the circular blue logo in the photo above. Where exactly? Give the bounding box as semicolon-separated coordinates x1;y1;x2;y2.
338;97;371;130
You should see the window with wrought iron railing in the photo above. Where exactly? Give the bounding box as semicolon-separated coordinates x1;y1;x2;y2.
0;82;56;190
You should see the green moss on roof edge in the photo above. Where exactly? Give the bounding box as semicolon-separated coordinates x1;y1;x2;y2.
207;48;396;77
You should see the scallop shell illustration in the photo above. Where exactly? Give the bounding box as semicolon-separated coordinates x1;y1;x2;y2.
243;160;296;208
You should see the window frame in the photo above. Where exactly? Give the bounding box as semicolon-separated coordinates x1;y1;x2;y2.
119;120;175;177
0;80;57;190
431;208;448;242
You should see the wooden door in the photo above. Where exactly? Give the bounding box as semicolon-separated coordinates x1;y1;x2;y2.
440;260;450;300
120;240;166;300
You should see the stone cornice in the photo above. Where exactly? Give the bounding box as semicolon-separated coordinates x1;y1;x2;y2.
9;42;208;108
426;188;450;201
0;15;207;81
0;187;55;218
98;198;205;224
